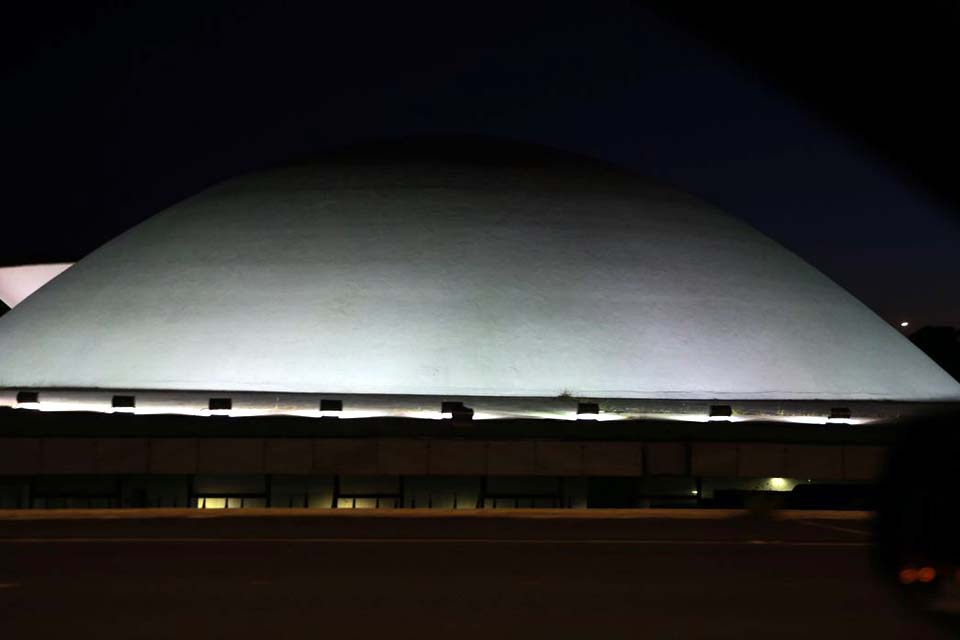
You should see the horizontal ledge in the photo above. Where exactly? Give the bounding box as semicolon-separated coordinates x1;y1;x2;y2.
2;388;955;425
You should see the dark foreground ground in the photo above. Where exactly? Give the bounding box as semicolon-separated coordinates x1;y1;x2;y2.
0;509;949;639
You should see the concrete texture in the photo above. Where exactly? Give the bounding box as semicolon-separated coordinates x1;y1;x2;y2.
1;152;957;402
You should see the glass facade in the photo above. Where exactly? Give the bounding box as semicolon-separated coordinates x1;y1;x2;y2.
0;473;875;510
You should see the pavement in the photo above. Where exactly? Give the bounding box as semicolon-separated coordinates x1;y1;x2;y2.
0;509;951;639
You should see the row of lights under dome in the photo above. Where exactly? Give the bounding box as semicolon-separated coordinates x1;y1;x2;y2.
7;392;861;424
706;404;857;425
10;392;482;420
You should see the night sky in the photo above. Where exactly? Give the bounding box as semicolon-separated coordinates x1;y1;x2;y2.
2;2;957;328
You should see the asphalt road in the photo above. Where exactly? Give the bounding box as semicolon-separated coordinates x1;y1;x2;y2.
0;510;949;639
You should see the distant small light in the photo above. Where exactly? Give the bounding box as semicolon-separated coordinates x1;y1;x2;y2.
769;477;788;490
917;567;936;583
691;490;699;495
899;567;917;585
900;321;909;328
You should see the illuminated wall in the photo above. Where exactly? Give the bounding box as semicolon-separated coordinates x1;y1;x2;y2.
0;156;957;401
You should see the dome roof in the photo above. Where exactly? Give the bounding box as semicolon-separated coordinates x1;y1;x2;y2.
1;140;957;402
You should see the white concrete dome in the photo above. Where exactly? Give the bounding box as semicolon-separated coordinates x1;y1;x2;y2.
0;140;957;403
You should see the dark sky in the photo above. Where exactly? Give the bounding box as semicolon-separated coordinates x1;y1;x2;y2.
2;2;958;327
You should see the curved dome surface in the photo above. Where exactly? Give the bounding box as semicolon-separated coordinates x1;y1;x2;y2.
0;143;957;401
